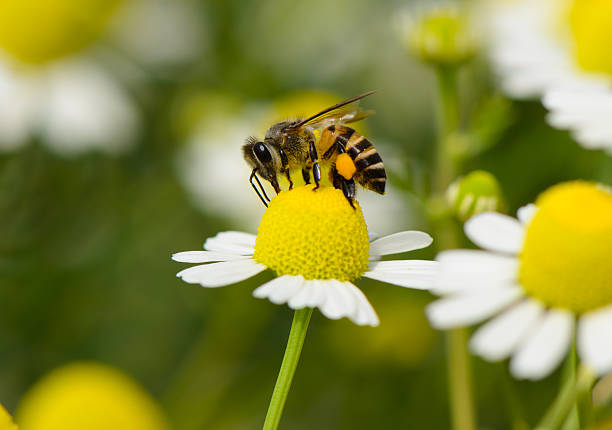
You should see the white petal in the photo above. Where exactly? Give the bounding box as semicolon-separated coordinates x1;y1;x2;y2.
288;280;326;309
434;250;518;294
510;309;574;380
176;258;265;287
172;250;248;263
344;283;379;326
578;305;612;376
426;287;523;329
517;204;537;225
470;299;544;361
464;213;524;254
253;275;304;304
302;280;328;308
363;260;437;290
319;280;354;320
203;231;256;255
369;231;433;256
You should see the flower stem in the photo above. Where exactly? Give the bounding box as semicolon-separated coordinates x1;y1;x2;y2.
535;364;595;430
434;65;460;194
262;308;313;430
446;328;476;430
433;64;476;430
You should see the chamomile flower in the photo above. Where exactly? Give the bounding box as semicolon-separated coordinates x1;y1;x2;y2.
485;0;612;152
427;181;612;380
0;0;202;155
173;185;437;326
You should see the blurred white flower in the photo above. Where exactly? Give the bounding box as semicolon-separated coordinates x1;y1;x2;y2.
0;0;204;156
110;0;205;70
427;181;612;380
176;91;415;233
485;0;612;152
177;103;271;230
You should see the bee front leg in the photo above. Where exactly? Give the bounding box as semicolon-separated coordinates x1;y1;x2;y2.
309;140;321;190
302;167;311;185
284;169;293;189
278;148;293;190
271;176;281;194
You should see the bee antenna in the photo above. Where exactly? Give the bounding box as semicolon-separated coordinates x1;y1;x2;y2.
250;168;270;207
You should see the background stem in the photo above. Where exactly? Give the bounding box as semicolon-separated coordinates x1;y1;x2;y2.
446;328;476;430
262;308;313;430
433;65;476;430
535;364;595;430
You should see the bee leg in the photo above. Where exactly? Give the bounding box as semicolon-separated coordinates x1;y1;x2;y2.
341;178;356;209
271;177;281;194
309;140;321;190
278;148;292;189
302;167;311;185
250;168;269;208
284;169;293;189
331;166;356;208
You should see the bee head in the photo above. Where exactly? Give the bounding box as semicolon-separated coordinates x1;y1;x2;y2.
242;136;279;182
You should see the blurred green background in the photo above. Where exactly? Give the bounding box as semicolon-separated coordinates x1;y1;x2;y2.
1;0;611;429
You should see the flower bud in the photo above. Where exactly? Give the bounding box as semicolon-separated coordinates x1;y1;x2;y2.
446;170;504;221
399;4;476;67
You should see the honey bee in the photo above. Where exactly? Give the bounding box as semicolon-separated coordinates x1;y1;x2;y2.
243;91;386;208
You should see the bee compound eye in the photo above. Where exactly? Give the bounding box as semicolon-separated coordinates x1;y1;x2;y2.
254;142;272;163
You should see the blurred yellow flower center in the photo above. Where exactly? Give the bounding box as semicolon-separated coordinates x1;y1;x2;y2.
0;404;17;430
0;0;122;64
519;181;612;313
253;185;370;282
16;362;167;430
569;0;612;76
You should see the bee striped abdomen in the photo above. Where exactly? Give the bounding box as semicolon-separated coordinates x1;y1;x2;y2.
320;125;386;195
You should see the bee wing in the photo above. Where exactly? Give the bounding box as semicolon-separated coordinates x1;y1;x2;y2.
285;91;376;131
303;107;375;130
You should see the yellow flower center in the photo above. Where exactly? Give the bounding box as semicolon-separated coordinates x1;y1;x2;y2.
519;181;612;313
0;0;122;64
253;185;370;281
569;0;612;76
0;404;17;430
16;362;167;430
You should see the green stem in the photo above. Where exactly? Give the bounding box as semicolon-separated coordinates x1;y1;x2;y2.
434;65;460;194
434;64;475;430
262;308;313;430
560;343;579;430
535;364;596;430
446;328;476;430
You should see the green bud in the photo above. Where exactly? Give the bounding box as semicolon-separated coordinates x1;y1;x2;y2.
400;5;476;67
446;170;504;221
